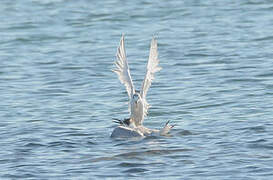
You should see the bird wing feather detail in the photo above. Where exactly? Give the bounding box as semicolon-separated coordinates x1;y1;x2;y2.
113;35;135;101
140;37;161;117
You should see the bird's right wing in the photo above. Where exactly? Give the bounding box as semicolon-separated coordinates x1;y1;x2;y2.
140;37;161;116
113;35;135;99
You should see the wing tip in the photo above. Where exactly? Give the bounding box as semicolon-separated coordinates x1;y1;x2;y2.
152;33;159;45
121;33;125;41
150;36;158;50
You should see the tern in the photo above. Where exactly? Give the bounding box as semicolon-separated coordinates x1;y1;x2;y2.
111;35;174;138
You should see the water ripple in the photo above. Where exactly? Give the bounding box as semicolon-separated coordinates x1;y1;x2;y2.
1;0;273;179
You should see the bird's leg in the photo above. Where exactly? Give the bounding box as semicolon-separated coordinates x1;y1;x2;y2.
165;120;175;128
160;120;174;135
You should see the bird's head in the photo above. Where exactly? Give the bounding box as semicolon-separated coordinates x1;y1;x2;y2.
132;93;141;103
124;118;136;128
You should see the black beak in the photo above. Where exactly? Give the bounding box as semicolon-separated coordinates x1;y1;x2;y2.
112;118;131;126
112;118;123;124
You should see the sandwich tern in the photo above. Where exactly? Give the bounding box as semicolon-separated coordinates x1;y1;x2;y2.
111;35;174;138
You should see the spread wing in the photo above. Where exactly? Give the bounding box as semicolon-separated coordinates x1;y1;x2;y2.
140;37;161;116
113;35;135;100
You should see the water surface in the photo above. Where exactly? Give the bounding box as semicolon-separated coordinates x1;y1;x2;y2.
1;0;273;179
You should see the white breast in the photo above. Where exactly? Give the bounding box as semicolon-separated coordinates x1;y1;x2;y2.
130;99;144;126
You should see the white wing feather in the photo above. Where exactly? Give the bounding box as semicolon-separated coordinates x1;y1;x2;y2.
113;35;135;99
140;37;161;117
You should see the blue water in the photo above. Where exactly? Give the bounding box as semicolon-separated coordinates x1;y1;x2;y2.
1;0;273;179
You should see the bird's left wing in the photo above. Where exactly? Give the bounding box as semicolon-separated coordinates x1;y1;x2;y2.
140;37;162;116
113;35;135;99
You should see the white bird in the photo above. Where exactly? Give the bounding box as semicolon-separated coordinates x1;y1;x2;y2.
111;35;174;138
